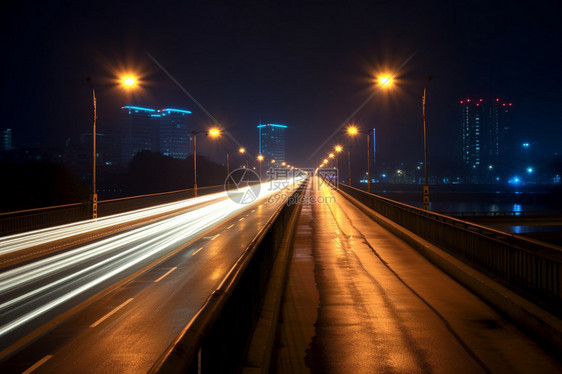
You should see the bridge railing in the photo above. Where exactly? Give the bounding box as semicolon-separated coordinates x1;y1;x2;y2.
337;183;562;313
149;179;308;374
0;185;223;237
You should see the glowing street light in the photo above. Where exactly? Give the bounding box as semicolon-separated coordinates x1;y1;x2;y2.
257;154;264;179
347;125;373;192
122;76;136;87
208;128;221;137
193;128;221;197
87;74;137;219
379;75;392;87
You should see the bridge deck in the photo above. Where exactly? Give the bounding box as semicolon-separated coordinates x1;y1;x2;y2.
272;177;562;373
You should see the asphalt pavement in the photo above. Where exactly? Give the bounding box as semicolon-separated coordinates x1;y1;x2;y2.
273;177;562;373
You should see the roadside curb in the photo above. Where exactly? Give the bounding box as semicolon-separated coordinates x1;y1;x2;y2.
338;188;562;354
241;197;303;373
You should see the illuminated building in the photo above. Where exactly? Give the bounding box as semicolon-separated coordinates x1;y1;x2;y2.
120;106;192;165
0;129;12;151
460;98;513;182
258;123;286;164
488;98;513;170
159;109;192;159
460;99;483;170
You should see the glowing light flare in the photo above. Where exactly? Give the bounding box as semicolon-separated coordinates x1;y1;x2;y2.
379;75;392;86
208;128;221;137
347;125;358;135
257;155;264;161
335;145;343;153
122;76;136;87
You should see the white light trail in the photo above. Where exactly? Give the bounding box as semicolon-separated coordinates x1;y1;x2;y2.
0;178;305;339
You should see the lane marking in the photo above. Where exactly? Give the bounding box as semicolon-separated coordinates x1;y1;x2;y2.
239;217;245;221
154;267;177;282
227;224;234;229
23;355;53;374
211;234;220;240
90;298;133;328
192;247;203;256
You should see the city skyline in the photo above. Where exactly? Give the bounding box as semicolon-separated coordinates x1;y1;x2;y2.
1;1;561;174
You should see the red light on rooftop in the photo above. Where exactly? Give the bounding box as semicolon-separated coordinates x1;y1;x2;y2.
460;100;464;104
509;103;512;106
496;98;500;101
502;103;506;106
479;99;483;101
467;99;471;102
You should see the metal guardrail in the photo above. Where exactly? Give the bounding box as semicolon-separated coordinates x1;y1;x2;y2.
0;185;223;237
338;184;562;314
149;179;308;374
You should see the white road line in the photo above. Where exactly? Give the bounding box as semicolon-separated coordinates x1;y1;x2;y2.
227;224;234;229
192;247;203;256
23;355;53;374
211;234;220;240
239;217;245;221
154;267;177;282
90;298;134;328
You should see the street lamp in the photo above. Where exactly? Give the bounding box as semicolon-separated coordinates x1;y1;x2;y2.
257;154;264;180
347;125;373;192
379;75;393;87
238;147;247;168
422;76;432;210
86;78;98;219
193;127;221;197
87;75;137;219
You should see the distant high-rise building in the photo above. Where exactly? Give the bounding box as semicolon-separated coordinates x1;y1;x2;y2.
119;106;192;165
460;98;514;182
0;129;12;151
159;108;192;159
488;98;513;170
460;99;483;170
121;106;159;165
258;123;286;164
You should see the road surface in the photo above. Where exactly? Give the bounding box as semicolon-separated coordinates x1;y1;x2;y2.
0;178;303;373
273;177;561;373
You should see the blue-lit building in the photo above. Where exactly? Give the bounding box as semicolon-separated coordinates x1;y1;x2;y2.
258;123;286;164
461;99;483;170
488;98;512;171
1;129;12;151
460;98;513;182
159;109;192;159
120;106;192;166
121;106;159;166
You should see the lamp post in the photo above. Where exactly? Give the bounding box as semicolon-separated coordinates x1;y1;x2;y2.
87;78;97;219
239;147;247;168
347;125;372;192
257;154;264;180
193;128;220;197
423;76;432;210
348;149;351;185
334;145;342;182
86;75;137;219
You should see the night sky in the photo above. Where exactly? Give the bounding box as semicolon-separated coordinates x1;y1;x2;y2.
2;0;561;171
